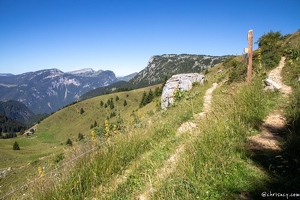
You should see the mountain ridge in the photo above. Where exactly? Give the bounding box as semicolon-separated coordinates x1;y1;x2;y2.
0;100;35;124
125;54;227;88
0;68;118;114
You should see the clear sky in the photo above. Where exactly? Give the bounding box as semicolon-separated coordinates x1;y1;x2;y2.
0;0;299;76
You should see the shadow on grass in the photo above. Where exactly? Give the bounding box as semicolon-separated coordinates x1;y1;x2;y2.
246;116;300;199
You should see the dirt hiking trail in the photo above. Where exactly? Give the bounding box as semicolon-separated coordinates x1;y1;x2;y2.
138;82;219;200
248;57;291;151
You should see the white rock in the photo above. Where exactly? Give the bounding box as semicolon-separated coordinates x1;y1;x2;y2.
264;78;281;90
161;73;205;109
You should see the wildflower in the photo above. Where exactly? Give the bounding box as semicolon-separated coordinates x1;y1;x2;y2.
113;125;117;135
91;130;96;141
38;166;45;182
105;120;110;137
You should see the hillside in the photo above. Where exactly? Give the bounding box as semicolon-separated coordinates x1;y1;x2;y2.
117;72;138;82
0;100;35;124
79;80;129;101
0;29;299;199
0;83;161;166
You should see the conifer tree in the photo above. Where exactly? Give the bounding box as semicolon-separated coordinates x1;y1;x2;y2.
140;91;147;108
13;141;20;150
146;89;154;104
110;101;114;109
78;133;84;141
100;100;104;107
66;138;72;146
80;108;85;114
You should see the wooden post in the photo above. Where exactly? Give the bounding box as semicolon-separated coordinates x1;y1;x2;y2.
247;30;253;83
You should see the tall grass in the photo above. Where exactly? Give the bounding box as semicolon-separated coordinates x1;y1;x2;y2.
18;82;209;199
153;78;279;199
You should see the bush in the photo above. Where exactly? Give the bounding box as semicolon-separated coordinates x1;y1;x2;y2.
256;31;283;70
54;153;65;163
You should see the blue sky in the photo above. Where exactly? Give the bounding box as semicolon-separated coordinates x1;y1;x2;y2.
0;0;299;76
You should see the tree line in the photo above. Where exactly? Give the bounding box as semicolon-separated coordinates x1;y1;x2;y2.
0;113;27;139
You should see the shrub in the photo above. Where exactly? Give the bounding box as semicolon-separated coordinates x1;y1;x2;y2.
192;82;200;87
173;89;189;100
256;31;283;70
54;153;65;163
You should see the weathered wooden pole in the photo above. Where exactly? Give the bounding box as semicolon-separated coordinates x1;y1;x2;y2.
247;30;253;83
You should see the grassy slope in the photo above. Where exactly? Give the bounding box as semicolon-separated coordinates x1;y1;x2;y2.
0;84;160;197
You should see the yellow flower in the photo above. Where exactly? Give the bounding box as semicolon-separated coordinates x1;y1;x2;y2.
113;125;117;135
91;130;96;141
105;120;110;137
38;166;45;182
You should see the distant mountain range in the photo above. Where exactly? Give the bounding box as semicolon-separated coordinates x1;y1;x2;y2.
0;54;227;114
0;68;118;114
0;73;14;77
117;73;138;82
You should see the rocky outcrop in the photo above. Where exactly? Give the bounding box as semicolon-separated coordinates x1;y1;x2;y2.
161;73;205;109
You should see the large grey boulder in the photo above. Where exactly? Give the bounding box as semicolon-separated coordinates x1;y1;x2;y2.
161;73;205;109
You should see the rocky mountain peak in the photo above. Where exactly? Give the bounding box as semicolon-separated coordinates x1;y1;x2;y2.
0;69;117;114
126;54;227;89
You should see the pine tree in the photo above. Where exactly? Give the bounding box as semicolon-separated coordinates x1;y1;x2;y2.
123;100;127;106
139;91;147;108
110;101;114;109
13;141;20;150
80;108;85;114
100;100;104;107
66;138;72;146
146;89;154;104
78;133;84;141
154;87;161;97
